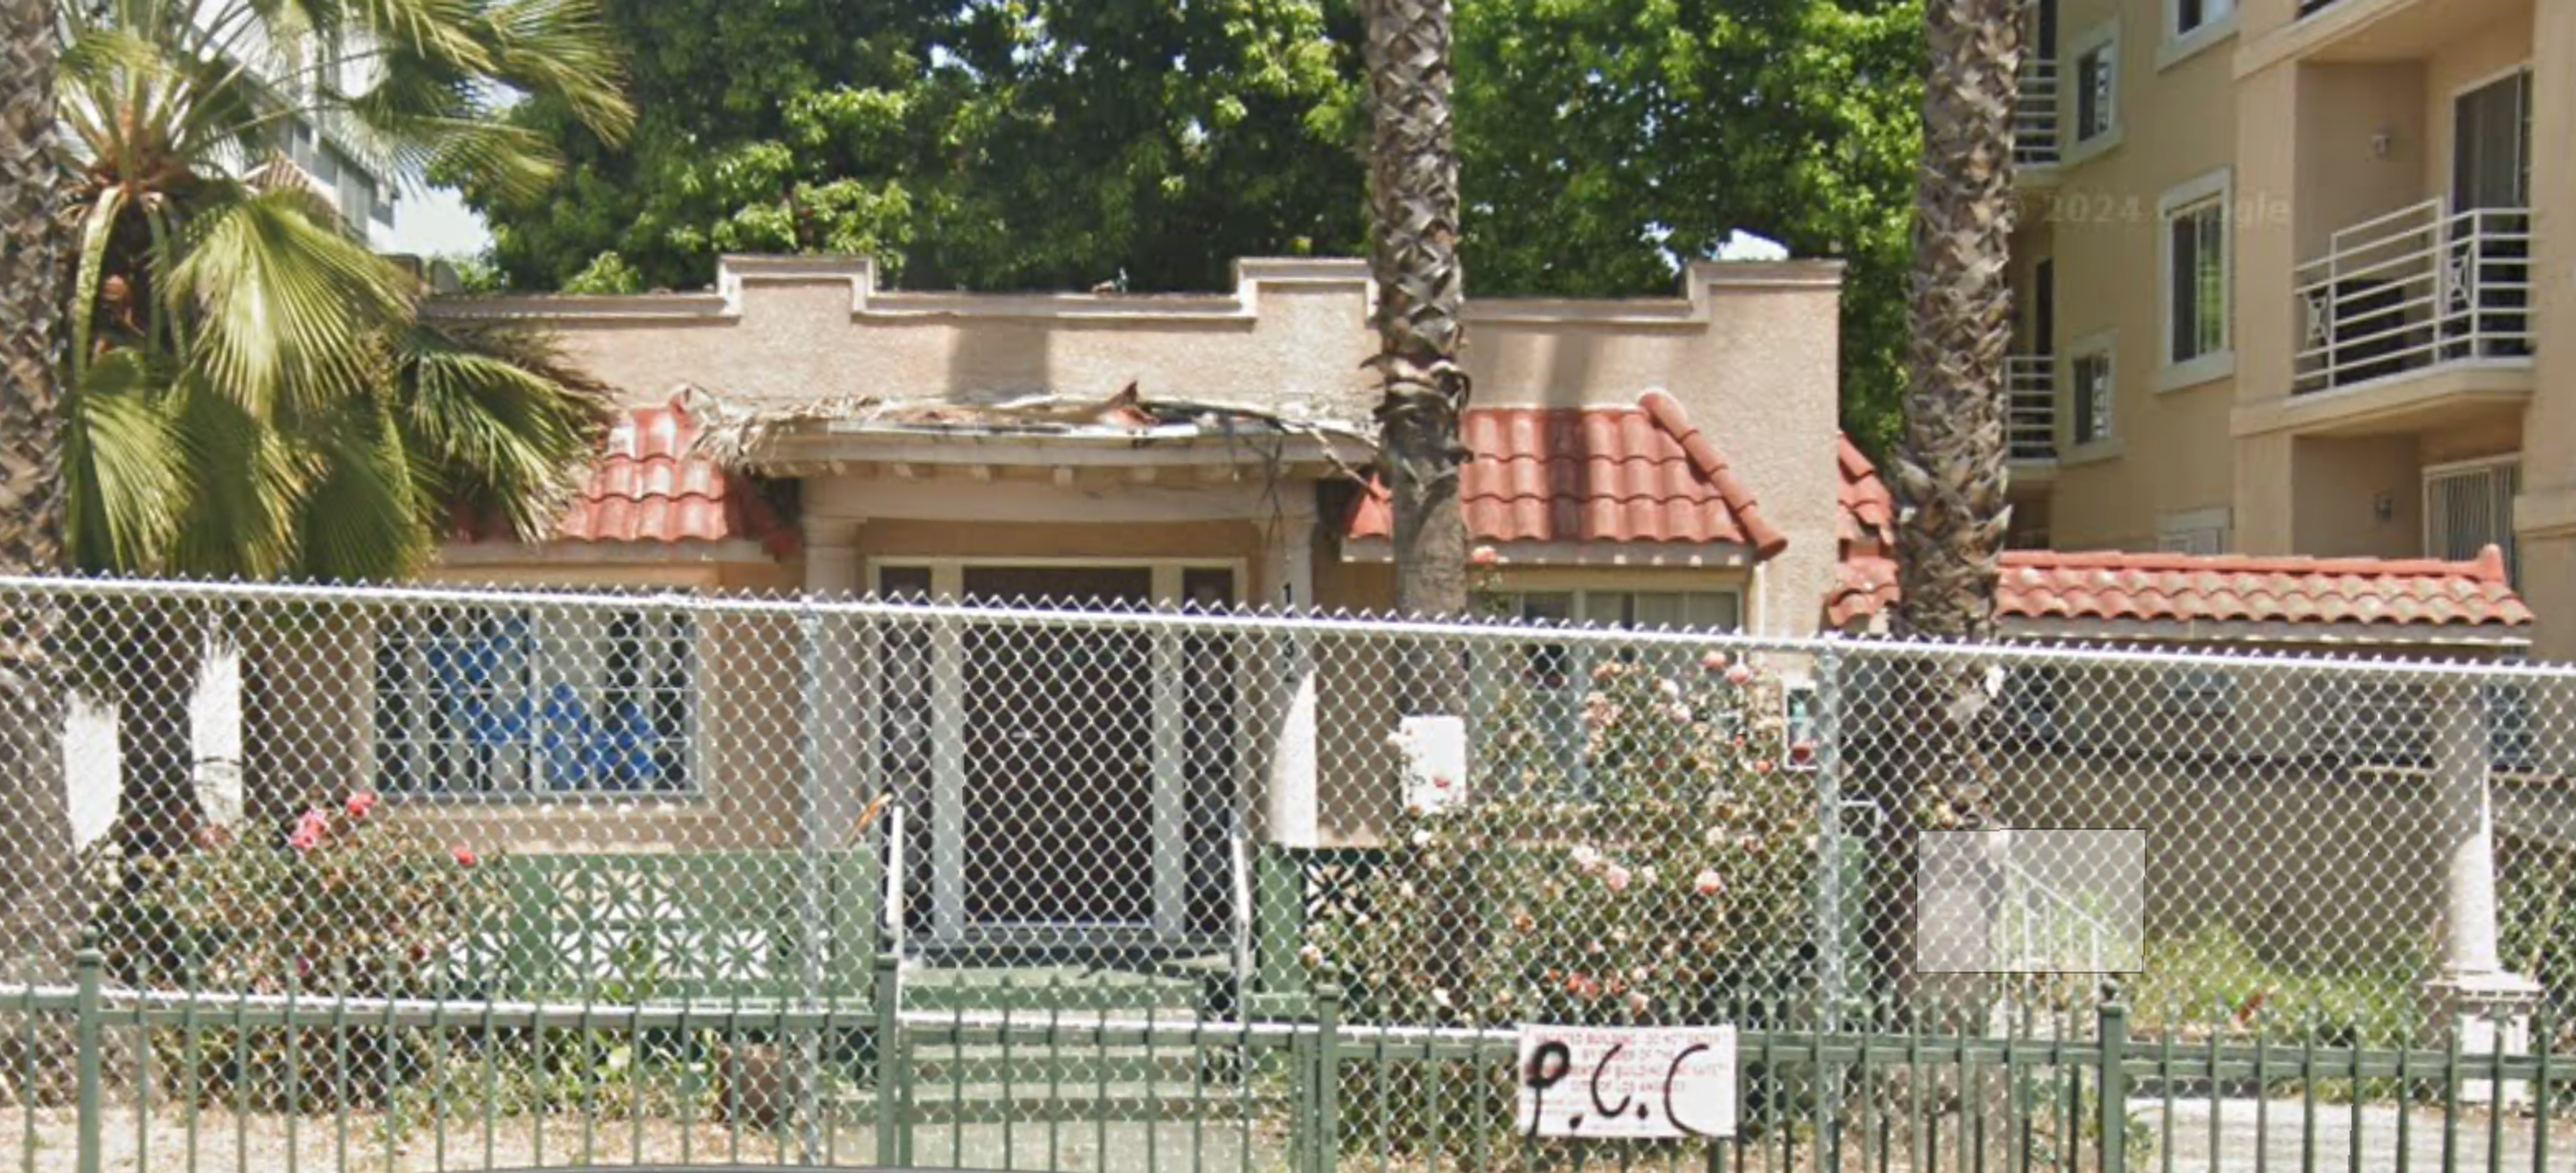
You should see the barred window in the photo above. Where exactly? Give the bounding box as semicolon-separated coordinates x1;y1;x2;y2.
373;607;696;795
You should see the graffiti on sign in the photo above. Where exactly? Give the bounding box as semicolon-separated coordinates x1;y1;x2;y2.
1514;1025;1737;1140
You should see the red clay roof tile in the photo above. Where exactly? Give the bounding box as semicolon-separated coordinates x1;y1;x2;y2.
1825;440;2532;631
1345;391;1788;558
458;398;795;555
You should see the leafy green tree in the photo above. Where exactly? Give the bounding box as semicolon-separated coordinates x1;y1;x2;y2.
474;0;1368;295
1454;0;1923;453
54;0;629;871
472;0;1921;444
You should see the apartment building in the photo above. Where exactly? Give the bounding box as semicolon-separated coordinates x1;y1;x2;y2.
2005;0;2575;659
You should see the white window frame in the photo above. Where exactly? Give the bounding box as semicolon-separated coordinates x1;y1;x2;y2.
371;605;704;800
2065;332;2118;454
869;557;1247;945
2065;22;2123;164
2159;0;2237;68
2158;169;2236;391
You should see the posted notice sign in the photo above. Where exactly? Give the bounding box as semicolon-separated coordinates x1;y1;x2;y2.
1513;1025;1737;1140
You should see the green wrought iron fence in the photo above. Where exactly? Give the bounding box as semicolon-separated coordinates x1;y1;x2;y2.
8;944;2576;1173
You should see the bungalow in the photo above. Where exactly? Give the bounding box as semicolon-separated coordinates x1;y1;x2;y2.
58;252;2559;1022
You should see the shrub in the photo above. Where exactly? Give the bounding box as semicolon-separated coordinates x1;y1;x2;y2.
101;794;501;1109
1306;648;1821;1157
1313;651;1819;1027
111;793;498;997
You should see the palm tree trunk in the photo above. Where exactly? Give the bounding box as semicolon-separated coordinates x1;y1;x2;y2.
1872;0;2023;1015
0;0;80;976
1364;0;1472;705
1365;0;1479;1021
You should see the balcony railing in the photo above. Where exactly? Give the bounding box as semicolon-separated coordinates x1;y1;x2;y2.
2008;355;2057;460
2292;198;2532;395
2015;58;2061;169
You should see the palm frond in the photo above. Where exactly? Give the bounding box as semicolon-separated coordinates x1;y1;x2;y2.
62;349;189;574
160;187;415;414
397;322;610;543
288;395;435;581
338;74;561;201
481;0;631;142
165;372;303;578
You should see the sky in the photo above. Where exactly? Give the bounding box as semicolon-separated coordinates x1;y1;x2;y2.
375;185;495;259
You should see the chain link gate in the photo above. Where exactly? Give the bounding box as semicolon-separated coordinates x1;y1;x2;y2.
0;575;2571;1172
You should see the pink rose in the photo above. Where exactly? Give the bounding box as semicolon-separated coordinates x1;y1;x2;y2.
1625;990;1652;1014
288;808;329;853
1754;758;1776;776
450;844;480;868
1693;869;1725;897
1603;864;1633;893
1724;663;1754;687
1567;973;1603;1002
344;792;379;820
1701;650;1730;673
1469;546;1501;568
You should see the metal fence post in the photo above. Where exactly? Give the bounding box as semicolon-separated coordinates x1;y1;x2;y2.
873;950;903;1167
2097;980;2129;1173
1312;982;1342;1173
793;605;828;1164
74;931;102;1173
1815;645;1846;1025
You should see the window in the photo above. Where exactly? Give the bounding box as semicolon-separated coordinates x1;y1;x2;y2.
2425;459;2520;580
2172;0;2235;39
2069;345;2114;445
2156;507;2230;556
2074;36;2117;143
2165;194;2227;367
1477;588;1746;798
374;607;696;795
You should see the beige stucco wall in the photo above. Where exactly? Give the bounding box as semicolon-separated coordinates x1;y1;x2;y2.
2032;0;2576;657
2021;0;2243;552
434;256;1849;638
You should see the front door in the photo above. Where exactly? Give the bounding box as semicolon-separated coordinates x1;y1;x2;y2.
959;567;1156;927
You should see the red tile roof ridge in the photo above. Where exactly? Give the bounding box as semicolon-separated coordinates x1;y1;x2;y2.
2001;547;2512;582
1636;390;1788;558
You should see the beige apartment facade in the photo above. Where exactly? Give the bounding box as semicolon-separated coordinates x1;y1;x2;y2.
2007;0;2576;659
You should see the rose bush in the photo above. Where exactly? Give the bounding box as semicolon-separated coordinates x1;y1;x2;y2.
109;793;497;997
1312;651;1819;1029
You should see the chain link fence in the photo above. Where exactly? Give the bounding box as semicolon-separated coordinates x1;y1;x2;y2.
0;574;2571;1172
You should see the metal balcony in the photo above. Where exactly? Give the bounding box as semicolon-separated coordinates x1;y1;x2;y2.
2008;356;2057;461
2015;59;2061;169
2293;198;2532;395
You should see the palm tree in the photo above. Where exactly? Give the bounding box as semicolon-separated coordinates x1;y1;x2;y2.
51;0;629;882
1877;0;2022;1007
1363;0;1475;1009
0;0;82;969
1362;0;1470;662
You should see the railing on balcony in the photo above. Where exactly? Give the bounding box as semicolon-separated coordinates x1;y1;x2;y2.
2292;198;2532;395
2008;355;2057;460
2015;59;2061;168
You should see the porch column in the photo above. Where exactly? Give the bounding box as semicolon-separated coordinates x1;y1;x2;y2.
2424;679;2540;1095
1253;517;1320;1000
800;521;873;984
1262;517;1320;849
